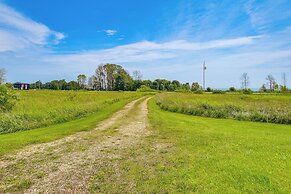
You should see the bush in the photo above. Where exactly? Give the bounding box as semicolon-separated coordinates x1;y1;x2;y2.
136;85;153;92
242;89;253;94
212;90;226;94
206;87;213;92
0;85;17;112
229;87;236;92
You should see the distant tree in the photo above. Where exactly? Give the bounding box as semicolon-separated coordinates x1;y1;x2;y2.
181;83;190;91
104;64;116;90
281;85;288;92
87;76;95;90
142;80;152;87
160;79;170;90
168;84;176;91
151;80;159;90
49;80;67;90
132;80;143;91
50;80;60;90
136;85;152;92
171;80;180;88
260;84;267;92
95;66;105;90
266;74;275;91
132;70;142;80
229;87;236;92
242;88;253;94
114;74;125;90
94;64;133;91
0;68;5;85
191;82;201;91
206;87;212;92
115;66;132;91
77;74;87;89
240;73;250;90
43;82;51;89
274;82;279;91
36;80;42;89
66;81;79;90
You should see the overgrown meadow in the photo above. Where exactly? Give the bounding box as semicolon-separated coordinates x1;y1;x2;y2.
156;92;291;124
0;90;144;134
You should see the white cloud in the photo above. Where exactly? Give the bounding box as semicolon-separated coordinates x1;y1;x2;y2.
244;0;291;32
104;29;117;36
45;36;258;66
0;2;64;52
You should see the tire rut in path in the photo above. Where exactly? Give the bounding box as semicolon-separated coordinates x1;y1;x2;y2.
0;97;152;193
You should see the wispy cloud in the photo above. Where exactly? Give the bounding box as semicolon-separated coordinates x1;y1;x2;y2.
244;0;291;32
0;3;64;52
46;36;259;65
104;29;117;36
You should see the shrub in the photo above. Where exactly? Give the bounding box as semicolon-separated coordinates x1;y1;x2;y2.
212;90;226;94
0;85;17;112
242;89;253;94
137;85;153;92
206;87;213;92
229;87;236;92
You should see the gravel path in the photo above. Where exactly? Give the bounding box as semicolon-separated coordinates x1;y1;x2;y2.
0;97;152;193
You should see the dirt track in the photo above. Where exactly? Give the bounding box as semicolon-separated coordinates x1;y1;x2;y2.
0;97;152;193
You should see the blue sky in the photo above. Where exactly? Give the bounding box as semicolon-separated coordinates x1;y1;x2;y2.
0;0;290;88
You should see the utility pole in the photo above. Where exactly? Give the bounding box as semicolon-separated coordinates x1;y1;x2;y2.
283;72;286;87
203;61;206;90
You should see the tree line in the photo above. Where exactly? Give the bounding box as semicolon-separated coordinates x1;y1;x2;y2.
1;65;290;93
240;72;289;93
27;64;200;92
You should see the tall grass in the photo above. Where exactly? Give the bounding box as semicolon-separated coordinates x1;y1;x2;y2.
156;93;291;124
0;90;144;134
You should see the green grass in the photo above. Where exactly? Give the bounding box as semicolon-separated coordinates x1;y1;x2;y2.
156;92;291;124
146;98;291;193
0;90;145;133
0;94;142;157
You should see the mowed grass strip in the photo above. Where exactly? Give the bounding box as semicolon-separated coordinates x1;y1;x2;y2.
147;99;291;193
0;94;143;157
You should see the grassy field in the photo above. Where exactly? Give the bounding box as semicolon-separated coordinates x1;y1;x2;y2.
0;92;290;192
0;90;145;134
145;98;291;193
156;92;291;124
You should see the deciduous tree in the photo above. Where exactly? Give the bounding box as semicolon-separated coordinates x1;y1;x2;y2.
132;70;142;80
77;74;87;89
240;73;249;90
266;74;275;91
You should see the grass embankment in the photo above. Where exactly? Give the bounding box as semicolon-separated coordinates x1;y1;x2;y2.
156;92;291;124
0;90;145;134
0;91;146;156
146;99;291;193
